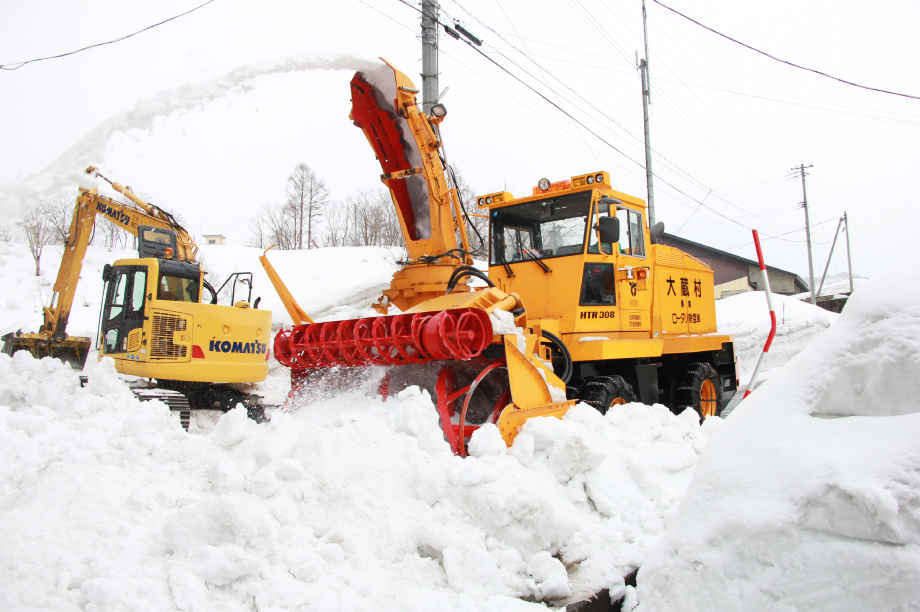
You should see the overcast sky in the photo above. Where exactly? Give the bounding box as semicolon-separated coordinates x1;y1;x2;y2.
2;0;918;282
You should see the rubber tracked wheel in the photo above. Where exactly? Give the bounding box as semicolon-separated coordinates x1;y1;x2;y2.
670;361;723;420
581;375;636;414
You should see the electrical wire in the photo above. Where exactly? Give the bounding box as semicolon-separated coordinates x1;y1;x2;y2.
442;0;803;229
652;0;920;101
1;0;217;71
393;0;794;236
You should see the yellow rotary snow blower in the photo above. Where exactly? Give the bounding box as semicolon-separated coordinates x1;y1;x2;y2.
264;60;737;455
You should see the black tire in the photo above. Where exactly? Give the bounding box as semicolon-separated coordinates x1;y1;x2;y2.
566;377;586;401
669;362;723;420
581;375;636;414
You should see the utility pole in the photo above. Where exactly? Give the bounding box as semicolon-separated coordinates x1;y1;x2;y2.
792;164;816;304
844;211;854;292
421;0;439;115
816;216;844;297
639;0;656;226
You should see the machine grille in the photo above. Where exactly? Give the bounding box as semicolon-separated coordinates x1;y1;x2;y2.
656;251;684;267
126;328;142;352
151;312;188;359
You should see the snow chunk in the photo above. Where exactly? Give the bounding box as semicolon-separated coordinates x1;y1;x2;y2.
208;405;258;447
468;423;507;458
526;551;571;600
185;544;262;585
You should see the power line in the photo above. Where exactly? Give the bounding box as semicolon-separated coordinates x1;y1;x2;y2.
652;0;920;101
445;0;807;228
395;0;786;235
0;0;217;71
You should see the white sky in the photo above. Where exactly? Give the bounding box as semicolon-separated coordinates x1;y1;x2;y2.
1;0;918;281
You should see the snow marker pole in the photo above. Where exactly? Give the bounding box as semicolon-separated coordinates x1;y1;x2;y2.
743;230;777;399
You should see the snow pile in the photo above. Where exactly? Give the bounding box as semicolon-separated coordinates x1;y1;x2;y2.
636;270;920;611
0;350;721;610
716;291;838;383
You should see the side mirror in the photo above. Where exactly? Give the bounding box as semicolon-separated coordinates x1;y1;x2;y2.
102;264;114;282
596;216;620;244
649;221;665;244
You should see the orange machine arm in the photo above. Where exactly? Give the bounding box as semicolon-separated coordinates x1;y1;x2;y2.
44;168;199;340
349;59;473;312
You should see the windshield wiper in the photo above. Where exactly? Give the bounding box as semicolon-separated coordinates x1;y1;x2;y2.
514;235;552;273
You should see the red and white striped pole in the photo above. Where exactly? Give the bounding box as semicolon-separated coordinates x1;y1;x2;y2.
743;230;777;399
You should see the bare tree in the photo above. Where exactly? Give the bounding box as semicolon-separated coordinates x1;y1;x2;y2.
247;203;297;250
18;207;54;276
100;217;129;251
246;213;271;249
339;188;404;248
322;201;350;247
0;223;12;243
42;194;75;246
286;163;329;249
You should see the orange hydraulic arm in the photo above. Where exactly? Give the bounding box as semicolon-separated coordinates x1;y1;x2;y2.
44;167;199;341
349;59;474;312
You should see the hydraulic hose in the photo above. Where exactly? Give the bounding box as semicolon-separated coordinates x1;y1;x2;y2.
203;279;218;305
541;329;573;384
446;266;495;294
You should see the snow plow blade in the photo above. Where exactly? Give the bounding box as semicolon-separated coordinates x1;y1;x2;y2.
2;332;91;370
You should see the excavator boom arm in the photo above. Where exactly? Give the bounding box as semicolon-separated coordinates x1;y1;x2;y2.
45;171;198;340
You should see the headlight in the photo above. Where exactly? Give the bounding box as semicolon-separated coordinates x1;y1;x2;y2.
486;196;493;205
586;175;595;184
595;173;604;182
538;178;550;191
478;198;485;206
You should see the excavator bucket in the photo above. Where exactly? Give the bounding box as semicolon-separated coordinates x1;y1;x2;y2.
2;332;91;370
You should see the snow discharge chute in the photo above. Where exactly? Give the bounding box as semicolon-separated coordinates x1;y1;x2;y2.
261;59;575;457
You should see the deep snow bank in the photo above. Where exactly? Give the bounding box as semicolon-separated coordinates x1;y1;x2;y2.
715;291;838;384
636;270;920;611
0;349;722;611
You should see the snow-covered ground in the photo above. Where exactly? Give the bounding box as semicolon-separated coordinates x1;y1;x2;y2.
636;269;920;611
716;291;838;387
1;241;872;611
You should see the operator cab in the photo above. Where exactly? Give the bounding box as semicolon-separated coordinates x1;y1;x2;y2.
482;171;651;332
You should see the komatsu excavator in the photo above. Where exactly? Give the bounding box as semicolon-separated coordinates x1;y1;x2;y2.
263;60;738;455
3;168;272;425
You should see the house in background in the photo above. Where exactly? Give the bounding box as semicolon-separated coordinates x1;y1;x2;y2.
657;233;809;299
203;234;226;246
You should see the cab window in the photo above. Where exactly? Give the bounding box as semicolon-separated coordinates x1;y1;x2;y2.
580;263;615;305
157;274;199;302
588;202;614;255
490;191;591;264
615;208;646;258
